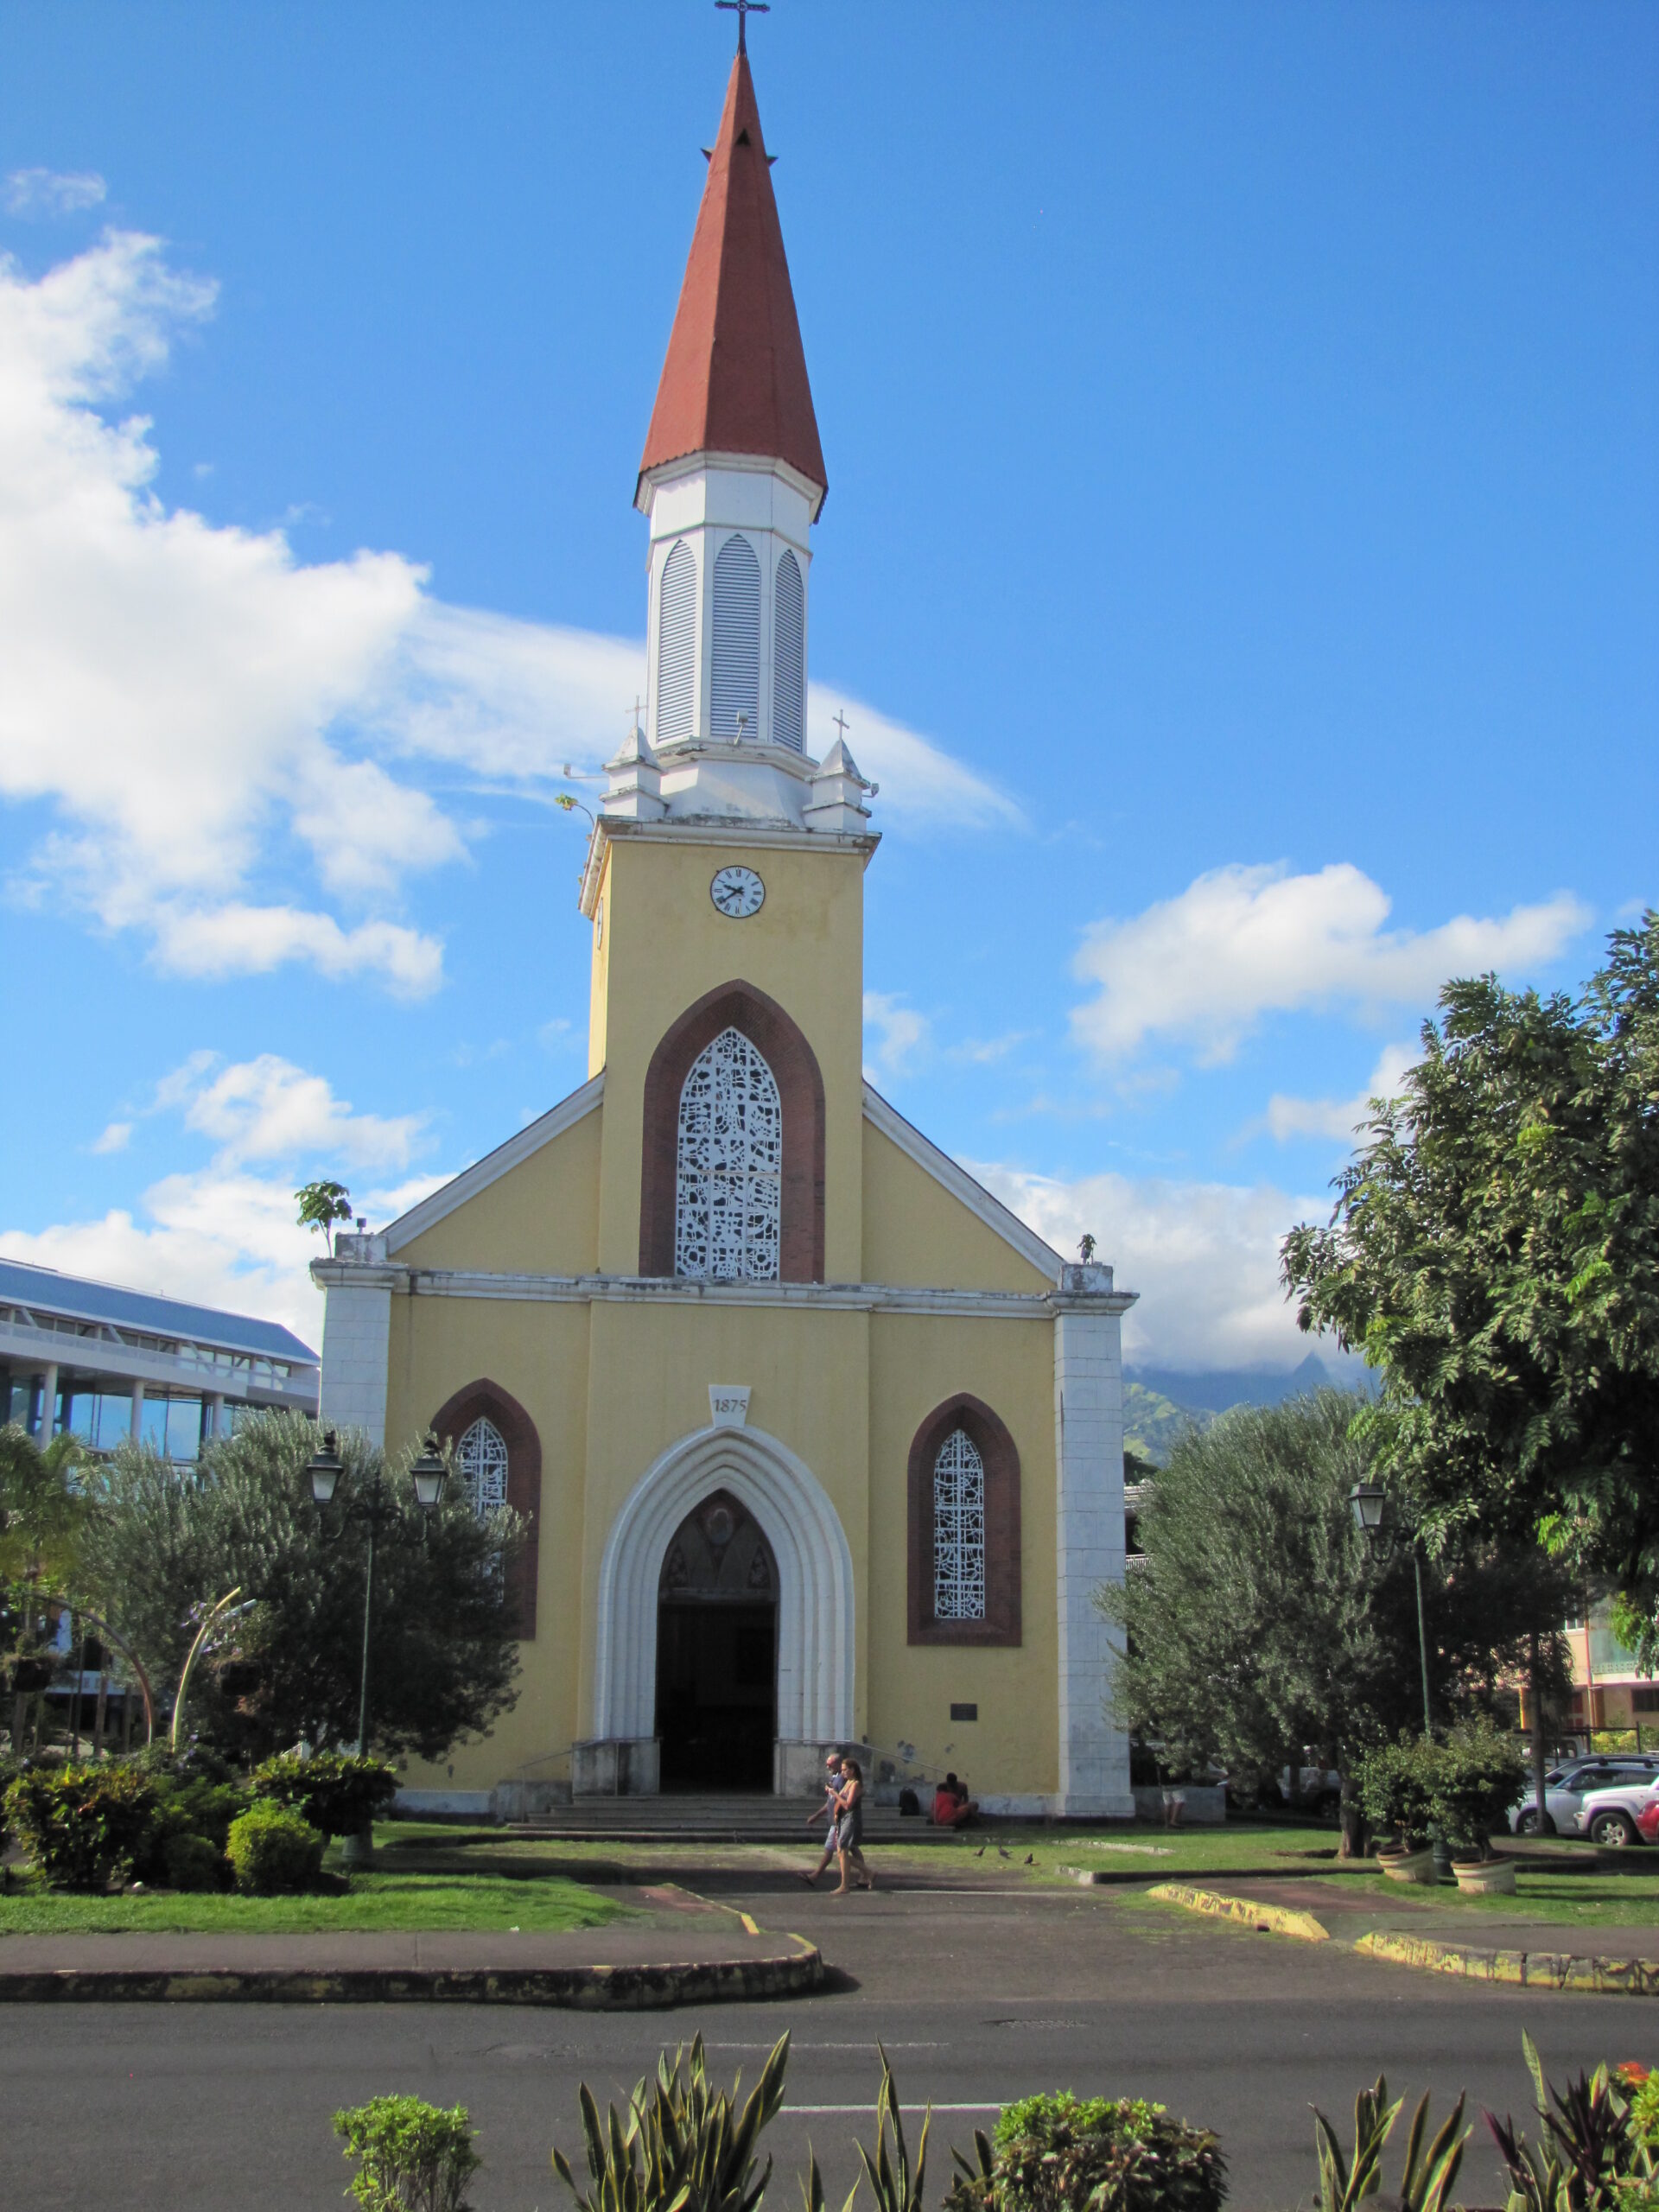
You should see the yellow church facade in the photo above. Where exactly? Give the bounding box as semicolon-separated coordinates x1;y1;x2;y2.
312;46;1134;1819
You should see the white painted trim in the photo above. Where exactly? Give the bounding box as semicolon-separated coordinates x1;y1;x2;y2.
581;817;876;917
308;1262;1067;1323
591;1423;855;1745
861;1084;1065;1283
383;1075;606;1255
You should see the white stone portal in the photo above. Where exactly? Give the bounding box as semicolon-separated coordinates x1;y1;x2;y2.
591;1421;855;1750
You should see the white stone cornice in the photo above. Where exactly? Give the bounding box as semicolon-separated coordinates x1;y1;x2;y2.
305;1261;1063;1323
373;1073;606;1256
861;1083;1069;1284
580;817;878;916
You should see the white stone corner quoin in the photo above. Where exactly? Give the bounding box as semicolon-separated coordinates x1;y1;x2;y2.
591;1421;855;1749
313;1230;396;1447
1052;1261;1138;1818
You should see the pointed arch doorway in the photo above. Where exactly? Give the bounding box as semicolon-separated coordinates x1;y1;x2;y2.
655;1491;778;1791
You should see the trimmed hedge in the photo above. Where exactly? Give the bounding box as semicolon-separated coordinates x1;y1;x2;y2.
227;1802;325;1894
252;1751;397;1839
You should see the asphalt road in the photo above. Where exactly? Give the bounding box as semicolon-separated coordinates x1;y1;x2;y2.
1;1877;1638;2211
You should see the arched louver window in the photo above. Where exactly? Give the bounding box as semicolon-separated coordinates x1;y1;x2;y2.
657;538;696;744
932;1427;987;1621
675;1025;782;1281
710;532;761;739
457;1416;510;1522
772;550;805;753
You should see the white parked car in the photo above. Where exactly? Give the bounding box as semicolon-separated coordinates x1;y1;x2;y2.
1575;1771;1659;1849
1508;1755;1659;1836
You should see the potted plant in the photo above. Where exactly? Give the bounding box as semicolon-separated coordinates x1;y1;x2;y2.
1428;1719;1527;1895
1355;1736;1440;1882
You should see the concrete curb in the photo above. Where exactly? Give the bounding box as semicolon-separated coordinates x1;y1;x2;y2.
1355;1929;1659;1996
0;1935;824;2009
1146;1882;1329;1944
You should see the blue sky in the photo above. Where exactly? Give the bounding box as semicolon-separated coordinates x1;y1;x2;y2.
0;2;1653;1370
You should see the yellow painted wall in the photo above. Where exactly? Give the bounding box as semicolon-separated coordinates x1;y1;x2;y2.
865;1313;1059;1797
591;832;868;1281
861;1122;1053;1294
588;842;613;1078
393;1107;603;1277
385;1293;593;1791
576;1298;872;1730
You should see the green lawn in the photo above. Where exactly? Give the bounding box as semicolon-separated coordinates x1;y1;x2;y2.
1346;1866;1659;1931
0;1864;626;1936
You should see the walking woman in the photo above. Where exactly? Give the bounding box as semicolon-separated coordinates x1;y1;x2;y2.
832;1757;874;1895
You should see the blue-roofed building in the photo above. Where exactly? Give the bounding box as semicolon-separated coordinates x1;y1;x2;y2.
0;1255;319;1459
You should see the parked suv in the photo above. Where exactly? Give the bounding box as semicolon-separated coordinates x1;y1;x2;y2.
1508;1755;1659;1836
1575;1770;1659;1848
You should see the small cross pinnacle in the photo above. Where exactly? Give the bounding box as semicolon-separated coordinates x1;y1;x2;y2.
716;0;769;55
832;709;849;743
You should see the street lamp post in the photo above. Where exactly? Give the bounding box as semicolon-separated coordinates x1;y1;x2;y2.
1349;1480;1434;1738
307;1428;448;1867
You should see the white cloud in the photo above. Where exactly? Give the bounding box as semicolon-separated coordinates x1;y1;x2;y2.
1261;1041;1418;1143
90;1120;131;1154
950;1030;1036;1066
863;991;929;1081
0;1165;446;1350
1071;861;1590;1064
0;230;1015;1000
806;683;1023;834
176;1054;426;1170
5;168;106;217
971;1158;1328;1370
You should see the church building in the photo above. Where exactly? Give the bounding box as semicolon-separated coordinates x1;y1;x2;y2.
313;42;1135;1819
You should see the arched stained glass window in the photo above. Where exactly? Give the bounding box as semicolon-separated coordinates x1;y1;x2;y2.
675;1026;782;1281
772;550;804;753
657;538;696;743
932;1427;986;1621
711;532;761;739
457;1416;510;1522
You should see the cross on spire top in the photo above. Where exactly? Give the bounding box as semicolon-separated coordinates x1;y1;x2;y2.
716;0;768;54
832;709;849;743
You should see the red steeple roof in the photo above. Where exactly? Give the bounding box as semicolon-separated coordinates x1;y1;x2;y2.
636;52;826;514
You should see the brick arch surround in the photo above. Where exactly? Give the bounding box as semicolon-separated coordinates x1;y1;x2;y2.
907;1392;1022;1647
639;979;827;1281
429;1379;542;1639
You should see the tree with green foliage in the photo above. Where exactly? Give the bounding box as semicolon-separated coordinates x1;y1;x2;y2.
1281;918;1659;1637
296;1179;354;1238
1097;1394;1569;1844
74;1411;521;1760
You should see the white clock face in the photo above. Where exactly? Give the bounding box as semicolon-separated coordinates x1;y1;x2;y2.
710;865;765;919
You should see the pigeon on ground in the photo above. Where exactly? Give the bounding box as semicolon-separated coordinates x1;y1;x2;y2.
997;1847;1011;1859
975;1846;985;1857
1024;1853;1034;1865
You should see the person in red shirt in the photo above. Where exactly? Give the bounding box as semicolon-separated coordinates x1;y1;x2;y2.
931;1772;978;1827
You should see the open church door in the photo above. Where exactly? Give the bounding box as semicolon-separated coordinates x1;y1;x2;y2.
654;1491;779;1792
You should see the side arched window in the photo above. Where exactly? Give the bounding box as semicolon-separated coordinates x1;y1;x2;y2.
711;532;761;739
908;1395;1021;1646
772;550;805;753
457;1416;509;1520
430;1382;543;1638
932;1428;986;1620
675;1026;782;1281
657;538;696;744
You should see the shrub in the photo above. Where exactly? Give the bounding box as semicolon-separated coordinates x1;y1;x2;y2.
334;2095;480;2212
252;1751;397;1838
946;2089;1227;2212
1353;1735;1436;1847
162;1830;225;1892
227;1802;325;1894
1424;1719;1528;1859
130;1764;250;1885
4;1762;159;1891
